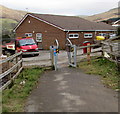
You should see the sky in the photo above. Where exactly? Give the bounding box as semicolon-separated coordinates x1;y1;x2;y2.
0;0;119;16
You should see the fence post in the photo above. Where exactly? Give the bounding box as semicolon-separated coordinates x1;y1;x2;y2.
110;44;113;53
16;55;19;72
8;60;12;80
87;43;91;64
20;52;23;68
101;43;104;56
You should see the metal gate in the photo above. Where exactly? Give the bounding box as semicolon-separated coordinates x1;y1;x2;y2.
50;39;59;71
66;38;77;67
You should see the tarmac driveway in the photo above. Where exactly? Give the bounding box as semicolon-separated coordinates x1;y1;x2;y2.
25;65;118;112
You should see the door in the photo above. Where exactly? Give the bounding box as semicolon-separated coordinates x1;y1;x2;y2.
36;33;43;49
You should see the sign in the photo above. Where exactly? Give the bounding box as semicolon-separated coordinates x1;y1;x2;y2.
54;49;56;56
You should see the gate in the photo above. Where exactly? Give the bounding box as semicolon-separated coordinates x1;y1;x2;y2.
66;38;77;67
50;39;59;71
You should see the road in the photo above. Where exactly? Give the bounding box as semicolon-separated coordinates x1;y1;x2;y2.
23;48;101;67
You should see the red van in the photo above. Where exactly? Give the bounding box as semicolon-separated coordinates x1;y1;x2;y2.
15;37;39;56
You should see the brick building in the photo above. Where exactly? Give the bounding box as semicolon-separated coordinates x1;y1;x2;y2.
13;13;116;49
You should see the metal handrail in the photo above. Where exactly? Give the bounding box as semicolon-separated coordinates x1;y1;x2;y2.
54;39;59;49
66;38;73;46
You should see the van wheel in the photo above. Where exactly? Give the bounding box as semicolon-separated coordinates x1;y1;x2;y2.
34;54;39;56
6;51;11;56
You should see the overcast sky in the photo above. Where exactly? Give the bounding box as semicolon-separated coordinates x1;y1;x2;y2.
0;0;119;16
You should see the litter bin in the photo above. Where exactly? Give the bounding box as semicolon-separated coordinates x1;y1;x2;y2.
83;41;91;53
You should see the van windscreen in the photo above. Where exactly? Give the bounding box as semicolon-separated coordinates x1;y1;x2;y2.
19;39;36;46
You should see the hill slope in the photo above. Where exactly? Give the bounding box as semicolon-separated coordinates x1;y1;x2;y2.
0;5;27;22
84;7;119;22
0;5;28;36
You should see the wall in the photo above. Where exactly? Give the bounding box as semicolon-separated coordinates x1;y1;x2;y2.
66;31;95;46
66;31;115;46
16;16;66;49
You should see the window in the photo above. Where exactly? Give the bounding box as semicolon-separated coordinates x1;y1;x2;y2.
99;33;106;36
19;38;36;46
25;33;32;37
109;33;116;38
36;33;42;42
84;33;92;38
69;34;79;38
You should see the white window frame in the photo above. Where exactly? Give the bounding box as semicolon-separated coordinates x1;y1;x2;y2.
36;33;42;42
25;33;32;37
99;33;106;36
84;33;93;38
69;34;79;38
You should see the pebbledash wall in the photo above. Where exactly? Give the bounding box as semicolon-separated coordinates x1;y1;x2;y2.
15;15;116;49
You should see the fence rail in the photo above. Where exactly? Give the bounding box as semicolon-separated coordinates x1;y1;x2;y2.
0;52;23;90
66;36;120;68
101;36;120;64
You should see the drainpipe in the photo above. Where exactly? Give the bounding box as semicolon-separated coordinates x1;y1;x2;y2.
94;30;97;43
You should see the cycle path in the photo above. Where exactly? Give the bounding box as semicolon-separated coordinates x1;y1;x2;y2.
25;65;118;112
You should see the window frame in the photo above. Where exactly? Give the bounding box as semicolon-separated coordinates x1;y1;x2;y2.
99;33;106;36
36;33;42;42
25;33;32;37
84;33;93;38
69;34;79;39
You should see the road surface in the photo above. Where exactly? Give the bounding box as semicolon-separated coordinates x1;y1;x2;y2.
24;64;118;112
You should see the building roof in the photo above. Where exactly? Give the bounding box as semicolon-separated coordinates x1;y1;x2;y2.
14;13;116;32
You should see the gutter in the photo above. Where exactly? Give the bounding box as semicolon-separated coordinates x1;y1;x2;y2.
64;30;116;32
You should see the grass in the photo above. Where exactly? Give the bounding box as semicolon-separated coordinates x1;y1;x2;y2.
78;56;120;91
1;18;18;36
1;18;17;29
2;67;45;112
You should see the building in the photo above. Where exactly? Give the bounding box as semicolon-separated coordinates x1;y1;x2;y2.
13;13;116;49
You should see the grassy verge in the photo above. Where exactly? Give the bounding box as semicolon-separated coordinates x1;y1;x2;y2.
2;67;45;112
78;56;120;91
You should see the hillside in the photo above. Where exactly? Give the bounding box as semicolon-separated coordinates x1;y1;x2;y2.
0;5;28;36
84;7;119;22
0;5;27;22
1;5;119;37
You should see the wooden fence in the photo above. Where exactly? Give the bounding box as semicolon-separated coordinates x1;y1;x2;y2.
101;36;120;64
0;52;23;90
72;36;119;69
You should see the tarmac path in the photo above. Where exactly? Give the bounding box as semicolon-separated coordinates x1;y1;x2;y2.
24;64;118;112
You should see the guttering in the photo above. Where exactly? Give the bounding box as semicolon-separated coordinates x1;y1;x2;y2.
95;30;116;32
64;30;116;32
